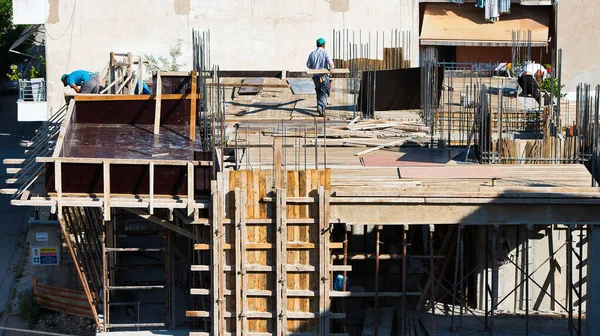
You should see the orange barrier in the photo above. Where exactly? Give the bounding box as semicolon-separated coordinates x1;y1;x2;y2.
32;278;95;319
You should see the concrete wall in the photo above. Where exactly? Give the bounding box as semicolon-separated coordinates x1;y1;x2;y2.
43;0;419;112
557;0;600;99
474;225;586;314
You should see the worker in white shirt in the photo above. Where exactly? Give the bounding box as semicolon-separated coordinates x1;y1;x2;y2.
517;62;549;105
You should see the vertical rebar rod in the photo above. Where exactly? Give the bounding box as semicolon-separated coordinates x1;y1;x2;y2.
429;225;436;335
374;226;381;336
451;224;461;331
567;225;574;335
491;225;497;336
402;225;408;336
525;225;530;336
459;225;464;335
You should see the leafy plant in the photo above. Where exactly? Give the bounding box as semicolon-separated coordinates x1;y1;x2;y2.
17;290;45;328
540;77;566;98
144;41;187;76
6;64;21;80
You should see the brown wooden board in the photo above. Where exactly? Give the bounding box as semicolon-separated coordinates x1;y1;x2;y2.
45;163;187;195
152;75;191;94
221;169;329;334
73;99;191;125
238;78;265;95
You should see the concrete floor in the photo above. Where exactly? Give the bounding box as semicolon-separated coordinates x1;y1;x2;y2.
0;95;40;335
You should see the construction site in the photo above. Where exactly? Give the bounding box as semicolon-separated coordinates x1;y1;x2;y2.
3;0;600;336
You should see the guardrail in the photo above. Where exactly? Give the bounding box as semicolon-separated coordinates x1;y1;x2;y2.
18;78;46;102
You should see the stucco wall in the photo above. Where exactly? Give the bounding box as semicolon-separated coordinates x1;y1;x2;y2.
557;0;600;99
43;0;419;113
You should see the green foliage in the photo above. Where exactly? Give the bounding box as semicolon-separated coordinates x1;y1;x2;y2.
540;77;566;98
144;42;187;76
0;0;30;76
17;290;45;328
6;64;20;80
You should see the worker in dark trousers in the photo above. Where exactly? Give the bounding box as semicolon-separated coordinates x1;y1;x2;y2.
306;37;334;116
61;70;100;93
517;62;549;105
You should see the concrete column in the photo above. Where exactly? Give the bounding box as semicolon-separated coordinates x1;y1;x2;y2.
587;226;600;335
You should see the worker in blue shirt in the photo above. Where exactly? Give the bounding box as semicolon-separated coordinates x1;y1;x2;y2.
61;70;100;93
306;38;334;116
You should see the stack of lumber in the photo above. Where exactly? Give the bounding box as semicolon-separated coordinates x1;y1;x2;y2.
327;119;430;141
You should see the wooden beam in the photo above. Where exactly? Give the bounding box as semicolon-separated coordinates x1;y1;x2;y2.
37;156;211;166
51;99;75;158
354;139;405;156
306;68;350;75
187;162;195;215
137;56;143;95
73;93;191;101
55;161;62;219
102;161;110;221
190;70;197;141
210;180;220;336
125;208;196;240
149;162;154;215
276;188;287;336
234;188;243;335
154;72;162;135
274;137;283;189
206;83;290;88
59;219;103;331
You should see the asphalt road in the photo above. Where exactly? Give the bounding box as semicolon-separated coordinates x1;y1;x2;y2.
0;95;40;319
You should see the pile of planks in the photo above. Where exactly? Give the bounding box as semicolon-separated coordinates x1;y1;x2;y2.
327;118;431;140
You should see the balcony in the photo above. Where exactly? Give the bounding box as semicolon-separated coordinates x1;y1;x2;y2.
17;78;49;121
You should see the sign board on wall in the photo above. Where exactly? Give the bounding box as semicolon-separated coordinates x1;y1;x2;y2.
35;232;48;242
31;247;59;265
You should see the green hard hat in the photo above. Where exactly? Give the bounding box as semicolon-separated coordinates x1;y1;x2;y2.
61;74;68;85
316;38;326;46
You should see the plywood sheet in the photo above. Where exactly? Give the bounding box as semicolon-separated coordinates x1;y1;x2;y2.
288;79;316;95
421;4;550;46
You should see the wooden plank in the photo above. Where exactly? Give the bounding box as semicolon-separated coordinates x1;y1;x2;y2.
210;180;220;336
276;188;287;336
190;70;197;141
73;93;190;101
149;162;154;215
318;186;325;335
51;99;75;158
187;162;194;215
125;208;195;240
37;157;210;166
154;72;162;135
259;170;267;218
101;161;109;221
59;219;102;331
274;138;283;189
323;189;331;334
234;188;243;335
354;139;405;156
137;56;143;95
238;78;265;95
306;68;350;75
240;189;248;335
298;171;308;218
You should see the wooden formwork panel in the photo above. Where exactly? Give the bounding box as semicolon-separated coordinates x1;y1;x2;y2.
220;168;331;334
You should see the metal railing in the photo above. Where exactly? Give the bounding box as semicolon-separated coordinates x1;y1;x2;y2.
18;78;46;102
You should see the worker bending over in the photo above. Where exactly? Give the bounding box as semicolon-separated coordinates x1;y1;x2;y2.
61;70;100;94
306;37;334;116
517;62;549;105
